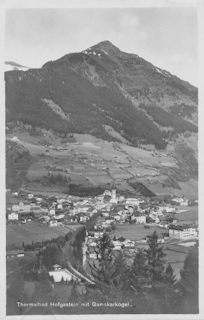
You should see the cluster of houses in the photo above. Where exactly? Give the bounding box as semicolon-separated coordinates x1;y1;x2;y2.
85;233;136;260
6;188;197;244
6;192;72;226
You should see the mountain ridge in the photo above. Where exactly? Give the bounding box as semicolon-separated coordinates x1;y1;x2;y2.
5;41;198;149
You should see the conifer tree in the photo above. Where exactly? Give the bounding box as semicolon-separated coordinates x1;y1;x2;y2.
85;233;122;302
110;250;130;301
7;270;27;315
31;266;53;305
129;248;149;295
164;263;176;285
69;281;80;303
143;231;173;313
145;230;166;282
177;242;198;313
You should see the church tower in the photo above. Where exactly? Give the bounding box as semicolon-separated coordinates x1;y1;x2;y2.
111;189;117;204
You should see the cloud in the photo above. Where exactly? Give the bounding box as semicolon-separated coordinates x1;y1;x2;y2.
118;14;148;45
120;15;140;28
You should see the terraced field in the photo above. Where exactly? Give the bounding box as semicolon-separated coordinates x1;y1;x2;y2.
6;132;198;199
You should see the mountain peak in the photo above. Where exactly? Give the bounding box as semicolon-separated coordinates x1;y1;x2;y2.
88;40;120;54
96;40;117;47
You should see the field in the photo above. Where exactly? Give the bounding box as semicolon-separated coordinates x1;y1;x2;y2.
178;180;198;200
6;222;79;245
175;206;198;221
141;178;198;200
111;224;169;241
7;132;198;199
23;183;68;195
26;161;48;180
163;245;188;279
120;145;176;168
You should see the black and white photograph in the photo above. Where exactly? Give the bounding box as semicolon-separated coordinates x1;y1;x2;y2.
2;0;203;318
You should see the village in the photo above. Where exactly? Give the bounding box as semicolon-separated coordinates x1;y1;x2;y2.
5;185;199;309
6;188;198;251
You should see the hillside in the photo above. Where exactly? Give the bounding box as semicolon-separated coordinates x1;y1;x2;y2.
5;131;198;200
6;140;34;190
5;41;198;150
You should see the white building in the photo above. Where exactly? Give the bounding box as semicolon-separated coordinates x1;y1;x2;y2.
118;196;125;202
96;203;107;210
169;224;198;240
17;252;25;258
54;214;65;220
102;212;109;217
80;215;89;222
135;215;146;224
49;268;77;282
89;253;97;259
112;241;123;250
73;206;90;215
126;198;140;206
94;232;104;238
89;241;97;247
172;197;189;206
103;190;112;197
49;209;55;216
114;215;121;221
49;220;58;227
8;212;19;220
57;199;66;204
53;264;62;271
28;194;34;199
19;203;31;213
110;189;117;204
157;206;176;213
105;219;115;225
12;205;20;212
123;239;135;247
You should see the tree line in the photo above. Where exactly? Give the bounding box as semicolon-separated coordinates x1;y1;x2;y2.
72;231;198;314
7;230;198;315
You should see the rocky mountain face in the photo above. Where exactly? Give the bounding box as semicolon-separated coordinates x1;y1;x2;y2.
5;41;198;149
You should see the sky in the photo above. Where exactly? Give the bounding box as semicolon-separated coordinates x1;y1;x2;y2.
4;7;198;86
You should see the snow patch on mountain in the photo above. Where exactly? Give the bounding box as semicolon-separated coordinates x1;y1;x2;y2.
5;62;29;72
155;67;164;75
100;49;108;55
